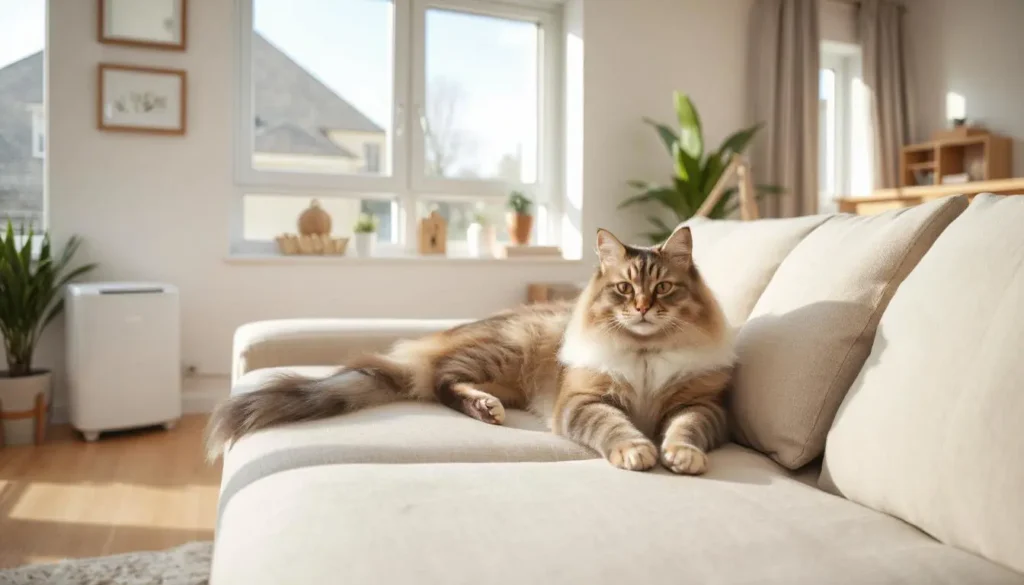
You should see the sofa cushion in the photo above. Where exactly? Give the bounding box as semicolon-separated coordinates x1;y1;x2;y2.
685;214;831;325
819;194;1024;574
728;195;969;470
211;444;1024;585
220;367;598;513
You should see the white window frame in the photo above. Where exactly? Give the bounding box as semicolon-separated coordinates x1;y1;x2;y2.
231;0;564;256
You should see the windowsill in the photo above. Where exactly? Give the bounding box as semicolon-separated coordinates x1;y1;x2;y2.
224;252;584;266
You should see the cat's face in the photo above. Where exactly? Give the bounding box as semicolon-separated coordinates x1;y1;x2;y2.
587;226;706;339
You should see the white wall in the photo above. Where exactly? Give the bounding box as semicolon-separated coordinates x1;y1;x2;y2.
39;0;755;413
904;0;1023;175
581;0;755;245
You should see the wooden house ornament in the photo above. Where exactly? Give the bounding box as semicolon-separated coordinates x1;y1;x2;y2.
418;211;447;255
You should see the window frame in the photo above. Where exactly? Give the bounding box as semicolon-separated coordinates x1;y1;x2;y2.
231;0;564;256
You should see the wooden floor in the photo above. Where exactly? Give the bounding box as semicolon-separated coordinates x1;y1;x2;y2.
0;414;221;569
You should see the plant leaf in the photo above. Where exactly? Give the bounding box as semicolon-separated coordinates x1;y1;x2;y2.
642;117;678;157
755;183;786;194
618;186;675;210
673;91;703;160
646;215;672;233
673;142;702;185
716;122;763;158
701;153;727;194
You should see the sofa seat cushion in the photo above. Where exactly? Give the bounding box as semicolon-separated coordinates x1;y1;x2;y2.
211;444;1023;585
820;194;1024;574
728;195;969;470
220;367;598;508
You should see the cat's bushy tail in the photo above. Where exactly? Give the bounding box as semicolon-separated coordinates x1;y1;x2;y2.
204;355;412;462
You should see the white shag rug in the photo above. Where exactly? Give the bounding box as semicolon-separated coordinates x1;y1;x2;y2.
0;541;212;585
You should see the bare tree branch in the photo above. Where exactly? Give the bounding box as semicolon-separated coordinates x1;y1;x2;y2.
423;77;470;176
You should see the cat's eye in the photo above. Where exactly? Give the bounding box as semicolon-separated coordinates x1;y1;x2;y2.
655;281;674;294
614;282;633;295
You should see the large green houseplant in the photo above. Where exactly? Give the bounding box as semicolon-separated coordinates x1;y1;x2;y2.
621;91;783;243
0;221;96;445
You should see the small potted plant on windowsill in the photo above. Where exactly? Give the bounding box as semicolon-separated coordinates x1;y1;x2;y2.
0;221;96;446
506;191;533;246
352;213;379;258
467;211;496;259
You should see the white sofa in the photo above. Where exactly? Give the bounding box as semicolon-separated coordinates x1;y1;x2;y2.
210;194;1024;585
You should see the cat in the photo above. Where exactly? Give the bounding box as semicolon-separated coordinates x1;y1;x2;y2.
205;224;736;474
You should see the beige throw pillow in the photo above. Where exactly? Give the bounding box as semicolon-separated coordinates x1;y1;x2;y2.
819;194;1024;574
729;195;969;470
686;215;830;326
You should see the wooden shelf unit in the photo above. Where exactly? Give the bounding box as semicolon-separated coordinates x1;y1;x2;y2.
900;131;1013;187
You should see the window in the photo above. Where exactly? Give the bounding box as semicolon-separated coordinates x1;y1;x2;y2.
363;143;381;174
0;0;46;231
819;41;873;212
30;106;45;159
234;0;562;256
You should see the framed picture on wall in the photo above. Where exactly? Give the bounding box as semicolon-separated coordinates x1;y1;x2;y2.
98;0;187;51
97;63;187;135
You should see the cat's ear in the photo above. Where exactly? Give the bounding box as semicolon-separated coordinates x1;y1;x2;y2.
596;228;626;266
659;225;693;264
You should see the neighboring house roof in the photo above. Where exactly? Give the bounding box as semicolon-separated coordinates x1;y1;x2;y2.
0;51;43;162
252;32;383;158
254;121;357;158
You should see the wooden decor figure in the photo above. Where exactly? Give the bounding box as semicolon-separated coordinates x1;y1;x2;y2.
418;211;447;255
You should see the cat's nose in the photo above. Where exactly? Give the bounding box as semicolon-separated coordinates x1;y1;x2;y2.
635;298;651;315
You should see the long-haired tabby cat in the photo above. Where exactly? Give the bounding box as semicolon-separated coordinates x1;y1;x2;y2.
206;225;735;474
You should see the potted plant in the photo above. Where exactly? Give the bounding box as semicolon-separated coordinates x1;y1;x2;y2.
0;221;96;445
467;211;496;258
352;213;379;258
621;91;784;243
506;191;533;245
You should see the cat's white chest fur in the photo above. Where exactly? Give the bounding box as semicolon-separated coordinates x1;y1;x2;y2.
558;325;736;396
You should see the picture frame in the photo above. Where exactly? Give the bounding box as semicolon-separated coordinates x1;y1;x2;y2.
97;63;187;136
98;0;187;51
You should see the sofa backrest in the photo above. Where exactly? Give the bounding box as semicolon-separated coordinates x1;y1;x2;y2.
818;193;1024;574
726;195;969;470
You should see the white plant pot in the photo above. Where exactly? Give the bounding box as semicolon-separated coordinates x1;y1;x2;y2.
353;232;376;258
467;223;496;258
0;370;52;446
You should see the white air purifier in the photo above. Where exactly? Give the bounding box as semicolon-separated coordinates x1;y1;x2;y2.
65;282;182;441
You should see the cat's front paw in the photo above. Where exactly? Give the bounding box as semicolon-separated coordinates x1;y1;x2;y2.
606;440;658;471
660;442;708;475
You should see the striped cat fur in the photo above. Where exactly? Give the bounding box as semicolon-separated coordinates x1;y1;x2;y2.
205;224;736;474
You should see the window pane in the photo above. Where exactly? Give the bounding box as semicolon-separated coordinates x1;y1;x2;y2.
424;9;538;183
416;199;512;244
252;0;393;176
0;0;45;231
818;68;837;197
244;194;395;243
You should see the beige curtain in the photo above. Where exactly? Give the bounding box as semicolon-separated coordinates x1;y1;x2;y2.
860;0;911;189
749;0;821;217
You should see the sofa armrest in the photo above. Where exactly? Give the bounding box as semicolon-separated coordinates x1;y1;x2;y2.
231;318;470;382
